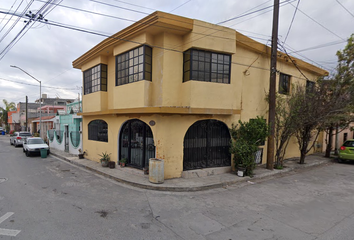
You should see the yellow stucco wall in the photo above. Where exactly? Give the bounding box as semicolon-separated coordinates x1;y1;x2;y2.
82;113;240;179
75;11;327;179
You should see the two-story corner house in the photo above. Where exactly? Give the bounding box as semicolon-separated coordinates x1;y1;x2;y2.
73;11;328;179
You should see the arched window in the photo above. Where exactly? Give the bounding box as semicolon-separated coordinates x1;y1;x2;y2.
183;119;231;170
88;120;108;142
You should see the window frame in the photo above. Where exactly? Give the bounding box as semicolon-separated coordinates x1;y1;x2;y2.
115;45;152;86
183;49;231;84
306;80;315;93
88;120;108;142
83;64;107;95
279;73;291;95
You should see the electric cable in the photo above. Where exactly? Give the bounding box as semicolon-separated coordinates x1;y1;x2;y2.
283;0;300;44
335;0;354;19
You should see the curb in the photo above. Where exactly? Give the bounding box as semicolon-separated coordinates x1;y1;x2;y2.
51;151;333;192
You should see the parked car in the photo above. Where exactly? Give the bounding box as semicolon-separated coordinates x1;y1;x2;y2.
10;132;33;147
23;137;50;157
338;139;354;162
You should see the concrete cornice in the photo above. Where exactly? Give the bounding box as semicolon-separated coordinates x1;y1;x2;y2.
72;11;193;69
77;107;241;116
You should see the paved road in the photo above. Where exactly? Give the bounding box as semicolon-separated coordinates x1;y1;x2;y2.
1;135;354;240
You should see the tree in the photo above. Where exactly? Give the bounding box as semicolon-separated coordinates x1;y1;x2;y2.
266;93;298;168
323;34;354;157
0;99;16;131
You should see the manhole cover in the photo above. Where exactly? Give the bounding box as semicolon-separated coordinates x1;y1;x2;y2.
0;178;8;183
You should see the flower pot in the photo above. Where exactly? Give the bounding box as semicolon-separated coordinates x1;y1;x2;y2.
78;154;84;159
120;162;125;168
101;161;109;167
108;161;115;169
237;166;246;177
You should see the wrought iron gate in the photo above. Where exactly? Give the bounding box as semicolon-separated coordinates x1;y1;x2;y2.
119;120;155;169
183;120;231;170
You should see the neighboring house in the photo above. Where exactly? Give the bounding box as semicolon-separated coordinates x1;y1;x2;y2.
73;11;328;179
48;101;82;155
321;122;354;152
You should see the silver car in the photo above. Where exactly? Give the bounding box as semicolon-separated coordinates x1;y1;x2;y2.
10;132;33;147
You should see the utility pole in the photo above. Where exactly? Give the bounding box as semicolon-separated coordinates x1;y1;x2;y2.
26;96;28;132
267;0;280;170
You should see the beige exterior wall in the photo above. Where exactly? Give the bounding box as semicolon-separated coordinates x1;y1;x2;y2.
74;11;327;179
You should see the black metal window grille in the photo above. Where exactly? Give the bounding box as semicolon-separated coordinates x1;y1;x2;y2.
183;49;231;84
183;119;231;170
119;119;155;169
116;45;152;86
306;80;315;93
83;64;107;95
88;120;108;142
344;133;348;142
279;73;291;95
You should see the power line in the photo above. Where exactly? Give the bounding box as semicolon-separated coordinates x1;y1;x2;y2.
335;0;354;18
283;0;300;44
289;1;345;41
169;0;192;13
217;0;296;25
0;77;77;90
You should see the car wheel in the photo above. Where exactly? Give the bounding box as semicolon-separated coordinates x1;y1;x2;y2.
338;158;343;163
10;140;13;145
25;151;30;157
14;141;18;147
23;148;25;152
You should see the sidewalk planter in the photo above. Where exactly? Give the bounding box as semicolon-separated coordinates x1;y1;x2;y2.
237;166;246;177
108;161;115;169
149;158;164;184
119;158;127;167
99;152;111;167
40;149;48;158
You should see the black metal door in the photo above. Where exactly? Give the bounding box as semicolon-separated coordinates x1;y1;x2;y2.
183;120;231;170
119;120;155;169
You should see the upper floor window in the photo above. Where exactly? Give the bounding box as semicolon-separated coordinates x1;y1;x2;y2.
306;80;315;93
183;49;231;84
88;120;108;142
279;73;291;95
116;45;152;86
83;64;107;95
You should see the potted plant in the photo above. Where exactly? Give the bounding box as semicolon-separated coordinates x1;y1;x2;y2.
98;152;111;167
78;149;86;159
119;158;127;167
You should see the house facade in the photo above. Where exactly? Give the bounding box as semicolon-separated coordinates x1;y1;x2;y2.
48;101;82;154
73;11;328;179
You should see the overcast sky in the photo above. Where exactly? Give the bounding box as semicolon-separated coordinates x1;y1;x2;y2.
0;0;353;108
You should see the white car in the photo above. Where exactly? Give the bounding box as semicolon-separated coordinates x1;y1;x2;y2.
23;137;50;157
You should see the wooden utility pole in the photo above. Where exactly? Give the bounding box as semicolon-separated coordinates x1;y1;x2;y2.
26;96;28;131
267;0;280;170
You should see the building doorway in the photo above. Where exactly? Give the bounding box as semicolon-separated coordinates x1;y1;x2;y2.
183;119;231;170
119;119;155;169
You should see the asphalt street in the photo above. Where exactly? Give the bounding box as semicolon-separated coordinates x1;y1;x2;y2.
1;135;354;240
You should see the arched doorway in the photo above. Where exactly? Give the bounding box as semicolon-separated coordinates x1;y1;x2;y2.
119;119;155;169
183;119;231;170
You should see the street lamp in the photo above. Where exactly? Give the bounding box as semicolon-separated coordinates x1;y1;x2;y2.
10;65;42;138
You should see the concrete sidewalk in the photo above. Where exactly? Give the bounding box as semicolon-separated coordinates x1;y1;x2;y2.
50;148;334;192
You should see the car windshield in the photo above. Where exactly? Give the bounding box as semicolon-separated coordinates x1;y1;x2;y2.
27;139;45;144
343;141;354;147
19;133;32;137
